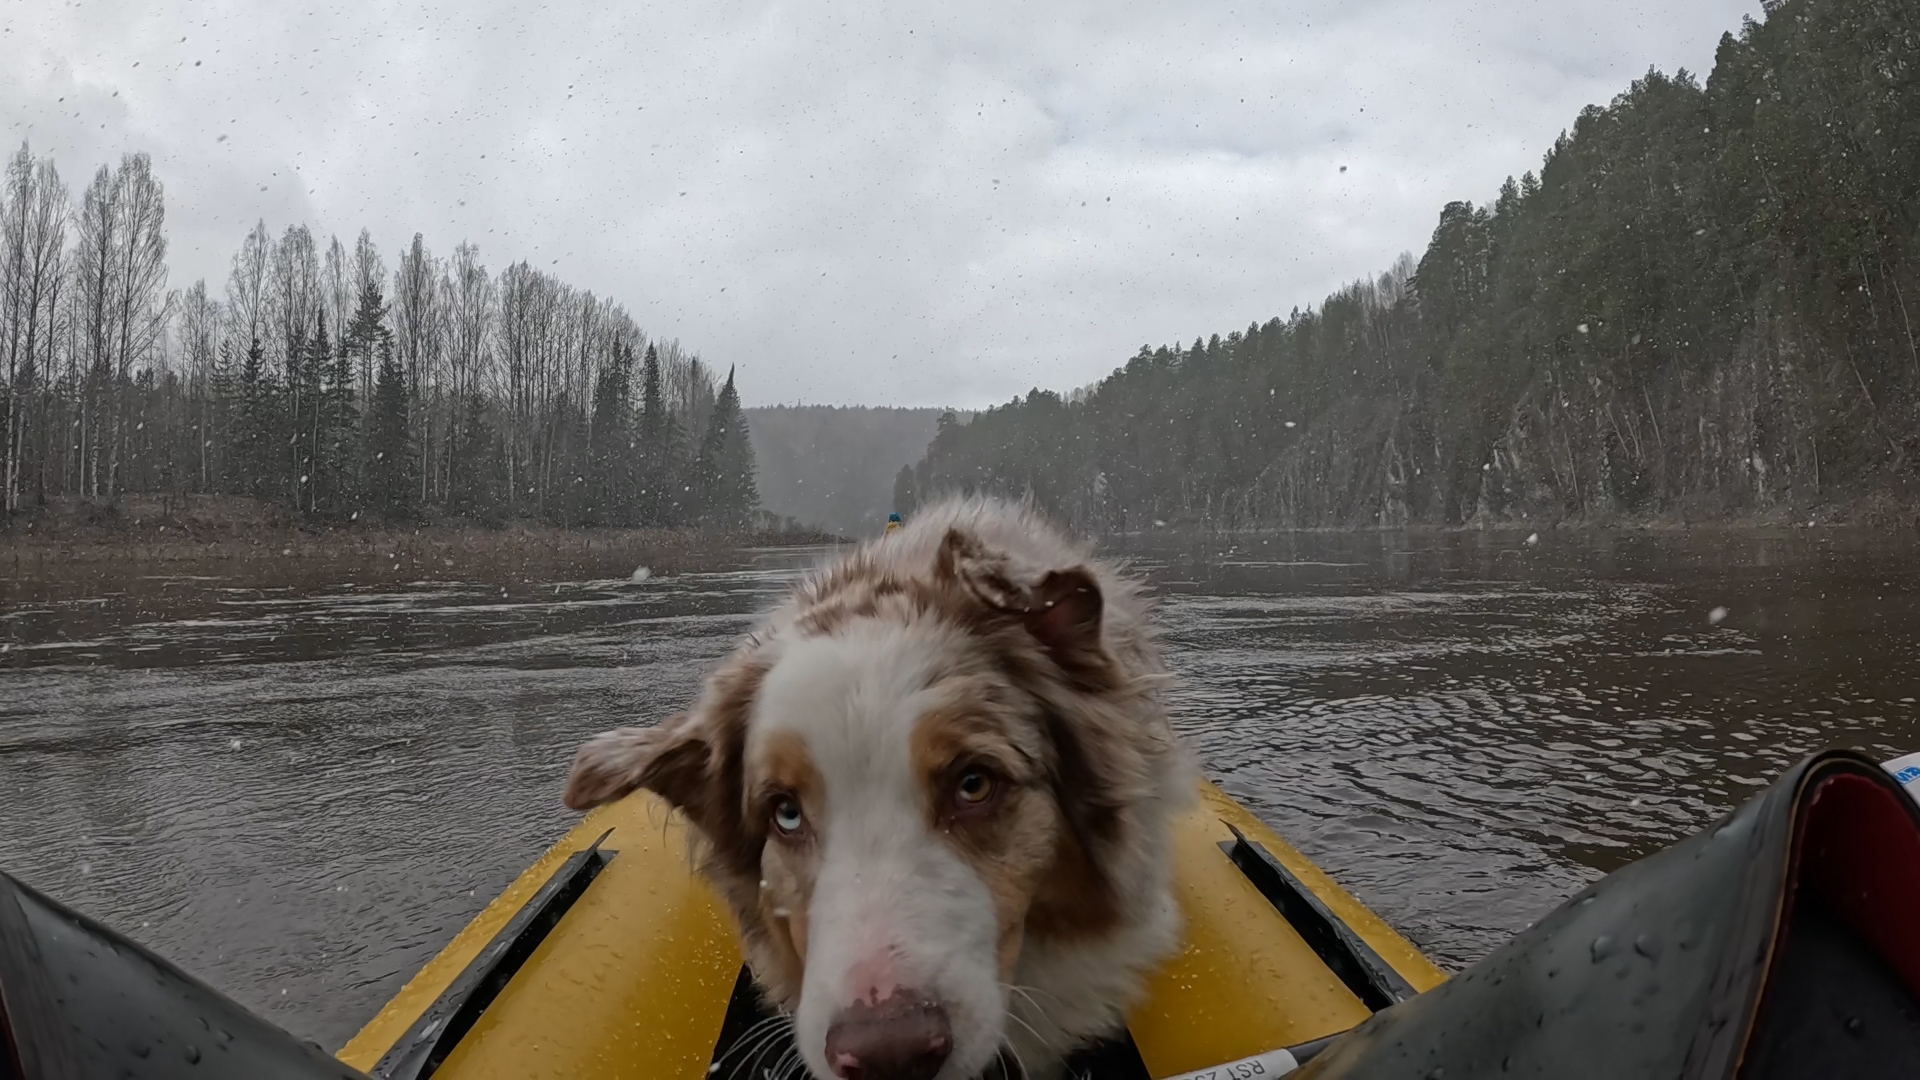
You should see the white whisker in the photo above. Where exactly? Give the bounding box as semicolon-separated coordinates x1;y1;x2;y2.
718;1014;795;1080
743;1018;797;1080
997;1042;1033;1080
1005;1010;1045;1047
1001;981;1061;1044
770;1045;805;1080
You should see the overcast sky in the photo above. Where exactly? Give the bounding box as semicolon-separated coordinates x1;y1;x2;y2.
6;0;1759;408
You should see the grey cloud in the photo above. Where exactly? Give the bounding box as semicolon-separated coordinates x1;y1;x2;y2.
5;0;1759;407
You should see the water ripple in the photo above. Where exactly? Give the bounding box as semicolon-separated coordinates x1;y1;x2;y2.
3;530;1918;1044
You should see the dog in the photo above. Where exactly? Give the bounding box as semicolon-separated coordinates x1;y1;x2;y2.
564;497;1192;1080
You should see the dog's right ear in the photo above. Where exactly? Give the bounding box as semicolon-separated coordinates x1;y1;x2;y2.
563;712;712;813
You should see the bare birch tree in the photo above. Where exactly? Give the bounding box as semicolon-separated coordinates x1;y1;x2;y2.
69;164;118;496
350;229;384;396
5;147;754;530
104;153;170;496
440;242;493;497
267;224;320;386
391;233;444;503
224;220;271;357
176;280;221;491
267;225;320;500
1;143;68;511
324;234;351;360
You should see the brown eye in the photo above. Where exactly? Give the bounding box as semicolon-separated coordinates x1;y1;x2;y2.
954;768;996;808
771;795;805;835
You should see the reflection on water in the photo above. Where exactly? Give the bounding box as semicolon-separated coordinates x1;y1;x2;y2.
2;528;1918;1048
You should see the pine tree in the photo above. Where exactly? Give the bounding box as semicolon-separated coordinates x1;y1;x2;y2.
343;280;390;441
294;312;356;516
635;343;683;526
693;366;758;528
588;341;636;526
233;337;281;503
320;314;358;515
208;338;239;495
366;336;413;518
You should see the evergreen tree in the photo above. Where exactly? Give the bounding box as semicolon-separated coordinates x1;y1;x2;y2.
306;312;359;515
207;338;239;494
588;341;636;526
693;366;759;528
231;337;281;502
342;280;390;474
635;343;684;526
366;336;413;517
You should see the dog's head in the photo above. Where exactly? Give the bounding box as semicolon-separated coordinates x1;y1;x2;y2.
563;524;1171;1080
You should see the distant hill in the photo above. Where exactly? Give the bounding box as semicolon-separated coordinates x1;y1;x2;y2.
745;406;965;538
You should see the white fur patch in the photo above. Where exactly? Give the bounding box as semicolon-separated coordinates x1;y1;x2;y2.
753;622;1009;1080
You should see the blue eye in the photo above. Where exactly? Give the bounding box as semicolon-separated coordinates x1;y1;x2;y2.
772;796;804;834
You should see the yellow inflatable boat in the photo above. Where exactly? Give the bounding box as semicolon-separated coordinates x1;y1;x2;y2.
338;782;1445;1080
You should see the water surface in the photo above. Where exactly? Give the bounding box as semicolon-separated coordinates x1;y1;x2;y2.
2;528;1916;1049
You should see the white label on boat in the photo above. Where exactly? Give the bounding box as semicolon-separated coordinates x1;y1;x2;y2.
1887;751;1920;808
1155;1047;1301;1080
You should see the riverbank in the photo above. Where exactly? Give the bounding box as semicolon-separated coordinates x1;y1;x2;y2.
1;495;845;588
1099;489;1920;539
1481;489;1920;534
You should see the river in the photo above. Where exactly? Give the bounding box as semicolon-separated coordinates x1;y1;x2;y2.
3;527;1918;1051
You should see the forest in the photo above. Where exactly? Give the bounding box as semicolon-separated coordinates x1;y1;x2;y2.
0;151;758;531
907;0;1920;531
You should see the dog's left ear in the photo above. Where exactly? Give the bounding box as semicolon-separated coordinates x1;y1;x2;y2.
563;712;707;812
1027;566;1103;656
562;654;764;872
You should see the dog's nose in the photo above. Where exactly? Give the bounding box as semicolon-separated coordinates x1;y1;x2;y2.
823;993;952;1080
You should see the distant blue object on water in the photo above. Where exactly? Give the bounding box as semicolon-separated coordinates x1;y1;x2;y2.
888;512;902;523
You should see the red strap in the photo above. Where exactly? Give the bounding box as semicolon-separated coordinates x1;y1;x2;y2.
1797;773;1920;997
